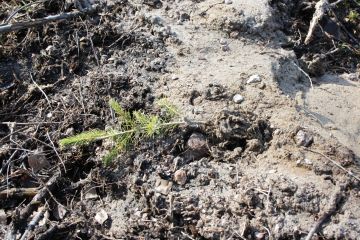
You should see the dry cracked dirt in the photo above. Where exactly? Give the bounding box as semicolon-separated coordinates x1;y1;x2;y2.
0;0;360;239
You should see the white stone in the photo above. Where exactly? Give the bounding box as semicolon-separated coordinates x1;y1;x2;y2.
95;209;108;225
224;0;233;4
233;94;244;104
304;158;313;165
219;38;228;45
247;74;262;84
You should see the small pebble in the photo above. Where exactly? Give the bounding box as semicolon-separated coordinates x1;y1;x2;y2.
229;31;239;38
268;169;277;174
304;158;313;165
255;231;265;239
151;16;163;25
224;0;233;4
247;74;262;84
233;94;244;104
171;75;179;80
179;13;190;22
295;130;313;147
219;39;228;45
174;169;187;185
221;45;230;52
65;127;74;136
95;209;108;225
296;158;313;167
187;133;207;151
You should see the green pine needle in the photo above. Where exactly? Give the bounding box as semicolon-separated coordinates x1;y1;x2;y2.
109;98;133;128
156;98;179;119
60;98;182;164
103;147;120;165
59;130;115;147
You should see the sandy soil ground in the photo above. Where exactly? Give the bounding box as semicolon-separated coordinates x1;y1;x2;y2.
0;0;360;239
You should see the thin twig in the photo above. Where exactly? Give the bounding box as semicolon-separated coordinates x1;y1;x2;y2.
30;73;51;107
305;0;329;45
330;0;345;6
293;62;314;90
181;231;196;240
0;10;94;34
305;188;343;240
19;205;46;240
46;132;66;173
0;187;38;199
0;121;62;125
3;0;45;24
5;173;60;240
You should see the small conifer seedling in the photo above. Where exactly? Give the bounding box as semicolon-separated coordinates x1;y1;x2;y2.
59;98;183;165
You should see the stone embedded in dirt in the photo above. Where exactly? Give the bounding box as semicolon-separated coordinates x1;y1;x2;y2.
221;45;230;52
233;94;244;104
186;132;209;160
187;132;208;152
295;130;314;147
219;39;228;45
224;0;233;4
155;179;173;195
229;31;239;38
174;169;187;185
247;74;262;84
151;15;163;26
296;158;313;168
179;13;190;22
255;231;265;239
95;209;109;225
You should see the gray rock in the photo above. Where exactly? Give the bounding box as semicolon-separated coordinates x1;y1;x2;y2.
224;0;233;4
187;133;207;152
219;39;228;45
151;15;163;26
233;94;244;104
221;45;230;52
186;132;209;159
295;130;313;147
179;13;190;22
